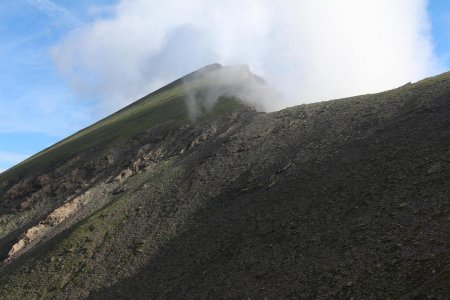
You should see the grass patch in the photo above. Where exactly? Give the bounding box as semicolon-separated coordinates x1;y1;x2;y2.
0;79;245;182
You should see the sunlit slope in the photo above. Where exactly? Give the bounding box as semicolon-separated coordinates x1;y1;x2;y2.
0;64;244;181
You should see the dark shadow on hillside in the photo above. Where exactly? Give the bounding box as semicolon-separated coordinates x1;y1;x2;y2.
91;92;450;299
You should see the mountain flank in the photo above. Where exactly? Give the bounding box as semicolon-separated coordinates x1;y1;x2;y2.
0;65;450;299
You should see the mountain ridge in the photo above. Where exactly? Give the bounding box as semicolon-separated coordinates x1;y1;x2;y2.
0;63;250;181
1;67;450;299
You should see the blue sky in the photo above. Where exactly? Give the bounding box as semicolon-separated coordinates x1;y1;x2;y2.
430;1;450;65
0;0;449;172
0;0;117;172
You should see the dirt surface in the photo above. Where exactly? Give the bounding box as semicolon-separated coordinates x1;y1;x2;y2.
0;70;450;299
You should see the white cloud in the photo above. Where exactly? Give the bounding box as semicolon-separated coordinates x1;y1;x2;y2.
52;0;442;113
27;0;82;28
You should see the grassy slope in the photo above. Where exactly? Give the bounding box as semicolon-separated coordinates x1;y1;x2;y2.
0;66;244;182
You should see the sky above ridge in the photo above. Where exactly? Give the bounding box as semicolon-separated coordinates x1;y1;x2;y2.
1;0;450;172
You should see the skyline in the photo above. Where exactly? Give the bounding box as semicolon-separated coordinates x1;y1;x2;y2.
1;0;450;172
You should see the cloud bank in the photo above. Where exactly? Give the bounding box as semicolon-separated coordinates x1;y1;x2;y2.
52;0;441;113
182;64;280;118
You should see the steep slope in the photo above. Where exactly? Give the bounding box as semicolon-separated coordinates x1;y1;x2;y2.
0;63;247;255
1;68;450;299
0;63;238;182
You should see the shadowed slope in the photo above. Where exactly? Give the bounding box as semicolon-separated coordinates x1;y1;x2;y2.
0;69;450;299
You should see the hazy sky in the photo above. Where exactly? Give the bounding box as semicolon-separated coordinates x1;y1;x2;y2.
1;0;450;172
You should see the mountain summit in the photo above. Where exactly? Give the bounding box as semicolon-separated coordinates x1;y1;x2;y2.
1;67;450;299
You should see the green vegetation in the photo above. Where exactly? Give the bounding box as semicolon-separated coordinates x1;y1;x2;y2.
0;158;183;299
0;77;245;182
